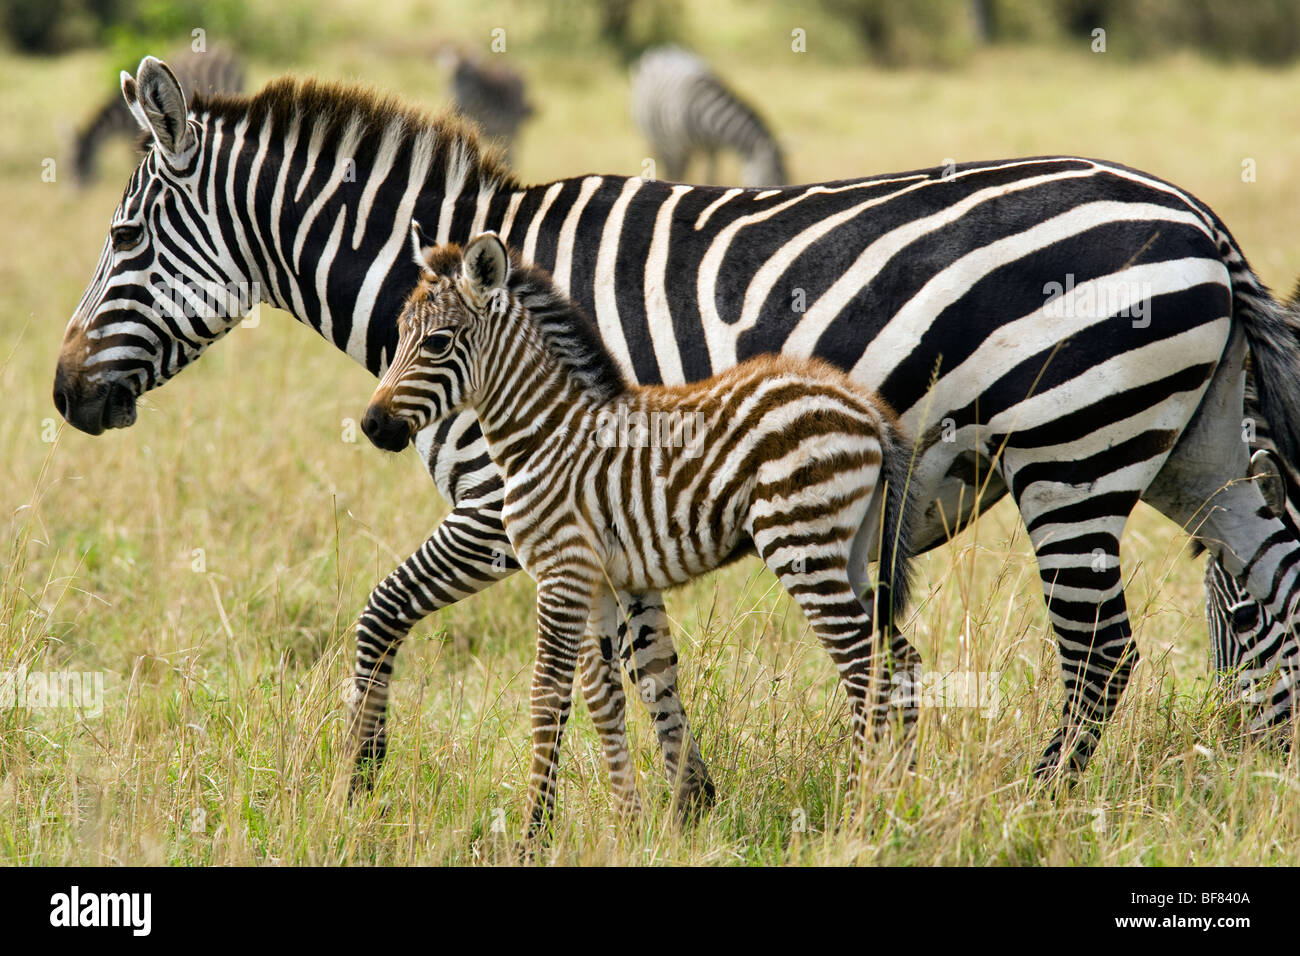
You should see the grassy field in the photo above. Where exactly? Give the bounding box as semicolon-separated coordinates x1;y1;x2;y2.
3;3;1300;865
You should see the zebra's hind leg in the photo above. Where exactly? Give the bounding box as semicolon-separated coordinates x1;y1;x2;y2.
346;504;518;795
612;591;716;819
1203;557;1297;736
1000;441;1146;783
578;587;642;817
1029;517;1137;784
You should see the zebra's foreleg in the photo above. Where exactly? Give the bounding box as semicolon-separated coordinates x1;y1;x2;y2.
613;591;716;818
346;503;518;794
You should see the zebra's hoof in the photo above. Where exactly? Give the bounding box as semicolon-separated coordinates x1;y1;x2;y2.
672;775;717;823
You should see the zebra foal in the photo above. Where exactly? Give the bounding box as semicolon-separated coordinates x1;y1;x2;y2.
360;229;919;835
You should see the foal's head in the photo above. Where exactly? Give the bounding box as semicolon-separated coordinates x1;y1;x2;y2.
362;227;510;452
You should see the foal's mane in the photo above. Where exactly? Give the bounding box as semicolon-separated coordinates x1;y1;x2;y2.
189;74;519;193
503;257;628;404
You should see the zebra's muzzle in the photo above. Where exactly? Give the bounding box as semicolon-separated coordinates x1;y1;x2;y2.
361;404;414;452
53;363;138;435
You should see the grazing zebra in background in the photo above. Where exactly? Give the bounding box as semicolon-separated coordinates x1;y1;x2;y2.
631;45;788;186
436;44;533;164
1203;372;1299;729
54;59;1300;809
70;48;244;187
362;230;918;831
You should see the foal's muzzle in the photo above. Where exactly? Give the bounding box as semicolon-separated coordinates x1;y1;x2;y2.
361;405;414;452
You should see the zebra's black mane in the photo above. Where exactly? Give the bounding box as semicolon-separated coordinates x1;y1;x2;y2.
504;257;628;403
190;75;520;193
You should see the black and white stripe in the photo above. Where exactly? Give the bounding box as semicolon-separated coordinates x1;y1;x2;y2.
631;45;787;187
55;61;1300;798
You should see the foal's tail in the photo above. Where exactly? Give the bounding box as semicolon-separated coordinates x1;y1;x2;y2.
875;416;917;640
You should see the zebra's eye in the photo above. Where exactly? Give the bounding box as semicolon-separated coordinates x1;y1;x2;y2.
110;223;143;251
1232;603;1260;632
421;328;456;355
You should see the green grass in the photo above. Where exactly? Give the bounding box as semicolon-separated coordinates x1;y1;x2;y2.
2;5;1300;864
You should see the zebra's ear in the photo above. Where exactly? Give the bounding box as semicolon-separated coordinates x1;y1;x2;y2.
409;220;434;275
124;56;195;162
463;233;509;296
1249;449;1287;516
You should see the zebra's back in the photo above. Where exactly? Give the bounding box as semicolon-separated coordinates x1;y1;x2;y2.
553;355;894;592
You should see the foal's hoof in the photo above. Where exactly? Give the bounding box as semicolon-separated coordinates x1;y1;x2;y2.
348;764;377;802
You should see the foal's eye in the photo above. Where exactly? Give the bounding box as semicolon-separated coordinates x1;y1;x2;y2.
421;329;456;354
110;223;143;251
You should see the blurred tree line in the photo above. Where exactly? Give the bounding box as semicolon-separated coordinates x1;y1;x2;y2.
0;0;315;60
820;0;1300;66
5;0;1300;66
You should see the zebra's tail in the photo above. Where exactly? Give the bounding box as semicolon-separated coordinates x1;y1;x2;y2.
1232;270;1300;470
875;416;917;641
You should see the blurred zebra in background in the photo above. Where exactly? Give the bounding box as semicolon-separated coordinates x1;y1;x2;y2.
1202;369;1299;730
631;45;787;187
71;48;244;187
436;45;533;164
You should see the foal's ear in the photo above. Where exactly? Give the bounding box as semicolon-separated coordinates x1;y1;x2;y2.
122;56;195;162
463;233;509;296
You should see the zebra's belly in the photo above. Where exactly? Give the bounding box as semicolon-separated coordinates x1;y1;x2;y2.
584;508;752;593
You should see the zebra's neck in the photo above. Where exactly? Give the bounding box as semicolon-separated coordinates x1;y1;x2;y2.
192;80;535;375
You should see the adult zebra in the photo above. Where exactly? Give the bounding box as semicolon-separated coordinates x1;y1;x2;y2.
54;58;1300;803
631;45;787;187
435;44;533;165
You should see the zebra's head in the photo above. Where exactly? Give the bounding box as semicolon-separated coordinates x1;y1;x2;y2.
1207;449;1296;691
54;56;257;435
362;227;508;453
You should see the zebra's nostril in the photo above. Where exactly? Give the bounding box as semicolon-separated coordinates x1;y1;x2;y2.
53;383;69;419
52;363;72;420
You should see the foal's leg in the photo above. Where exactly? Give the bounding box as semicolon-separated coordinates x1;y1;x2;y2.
580;588;715;816
612;591;715;815
751;480;888;798
579;587;641;816
525;573;595;843
849;508;922;753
